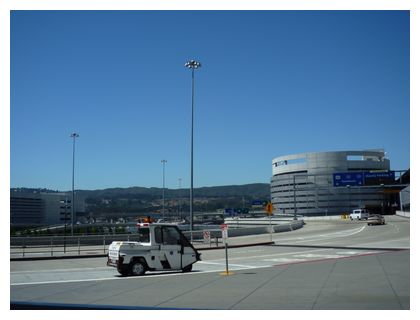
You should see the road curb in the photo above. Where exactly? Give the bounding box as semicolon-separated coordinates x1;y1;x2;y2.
197;241;274;251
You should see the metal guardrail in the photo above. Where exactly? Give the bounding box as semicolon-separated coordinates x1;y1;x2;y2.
10;229;222;258
11;234;130;258
10;221;304;259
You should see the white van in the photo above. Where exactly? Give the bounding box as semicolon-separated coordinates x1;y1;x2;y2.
349;209;369;220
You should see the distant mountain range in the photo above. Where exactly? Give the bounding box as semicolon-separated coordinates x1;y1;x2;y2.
11;183;271;215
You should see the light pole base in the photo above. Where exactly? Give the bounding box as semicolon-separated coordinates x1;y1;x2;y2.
219;271;235;276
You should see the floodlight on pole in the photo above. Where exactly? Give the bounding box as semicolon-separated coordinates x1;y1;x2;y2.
185;59;201;236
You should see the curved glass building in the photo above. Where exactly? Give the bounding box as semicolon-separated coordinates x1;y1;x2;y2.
271;150;402;216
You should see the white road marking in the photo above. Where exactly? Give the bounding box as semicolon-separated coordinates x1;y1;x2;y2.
197;261;261;269
11;277;122;286
11;249;331;285
210;248;332;262
10;264;271;286
11;267;110;274
12;249;338;286
263;258;307;263
12;222;403;287
275;225;367;243
10;247;391;287
234;249;265;254
294;253;346;259
335;251;363;255
335;251;374;255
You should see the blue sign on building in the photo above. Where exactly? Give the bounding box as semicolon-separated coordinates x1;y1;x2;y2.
224;208;234;216
364;171;395;185
333;172;364;187
364;171;395;180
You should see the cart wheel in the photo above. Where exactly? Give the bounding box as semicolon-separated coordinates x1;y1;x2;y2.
117;265;130;276
182;264;193;273
130;260;147;276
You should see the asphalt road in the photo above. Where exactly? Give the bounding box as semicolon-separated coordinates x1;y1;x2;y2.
10;216;410;310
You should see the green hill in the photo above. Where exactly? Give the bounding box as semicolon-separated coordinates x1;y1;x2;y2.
11;183;271;215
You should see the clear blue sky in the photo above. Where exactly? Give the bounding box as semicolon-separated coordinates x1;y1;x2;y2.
10;10;410;191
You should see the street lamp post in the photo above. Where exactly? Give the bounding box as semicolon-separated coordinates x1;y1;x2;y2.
185;59;201;236
346;185;351;215
161;159;167;221
70;132;79;236
293;175;297;220
380;183;385;215
178;178;182;220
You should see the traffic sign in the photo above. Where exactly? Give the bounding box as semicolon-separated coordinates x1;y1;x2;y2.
364;171;395;185
221;224;228;241
203;230;211;244
224;208;234;216
333;172;364;186
333;171;396;187
219;224;233;276
265;202;273;215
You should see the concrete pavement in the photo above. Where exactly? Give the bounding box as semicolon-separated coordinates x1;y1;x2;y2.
11;249;409;309
10;216;410;309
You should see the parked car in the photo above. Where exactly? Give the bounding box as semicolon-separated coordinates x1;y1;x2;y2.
367;214;386;226
349;209;370;220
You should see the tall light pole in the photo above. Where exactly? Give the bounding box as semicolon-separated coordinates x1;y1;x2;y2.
161;159;167;221
178;178;182;220
185;59;201;235
70;132;79;236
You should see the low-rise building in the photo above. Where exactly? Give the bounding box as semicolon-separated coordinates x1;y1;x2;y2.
10;190;85;226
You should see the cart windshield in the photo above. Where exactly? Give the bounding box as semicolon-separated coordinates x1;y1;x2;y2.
138;227;150;243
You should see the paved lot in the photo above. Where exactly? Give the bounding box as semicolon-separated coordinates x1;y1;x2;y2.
10;216;410;310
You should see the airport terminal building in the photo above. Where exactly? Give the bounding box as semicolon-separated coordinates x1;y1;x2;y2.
271;150;408;217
